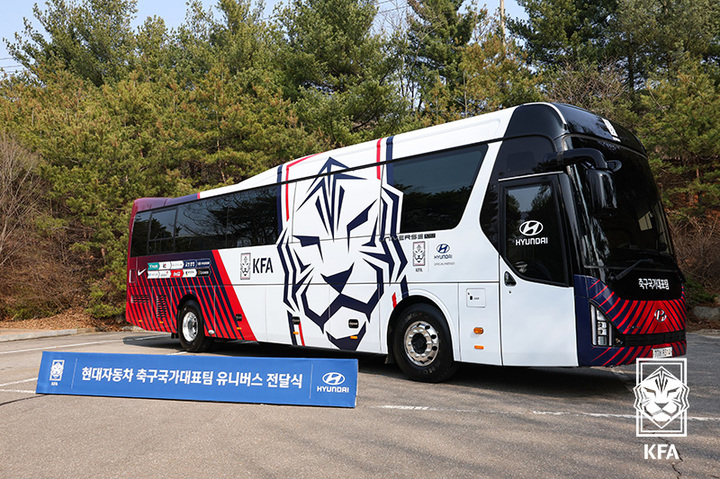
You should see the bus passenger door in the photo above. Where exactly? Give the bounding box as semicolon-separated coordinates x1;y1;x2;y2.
499;177;578;367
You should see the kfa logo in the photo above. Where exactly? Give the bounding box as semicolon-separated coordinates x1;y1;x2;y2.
253;257;274;274
634;358;689;437
240;253;251;280
519;220;544;236
643;444;679;460
413;241;425;267
49;359;65;383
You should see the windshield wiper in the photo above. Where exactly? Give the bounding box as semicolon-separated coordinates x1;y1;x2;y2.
610;258;655;282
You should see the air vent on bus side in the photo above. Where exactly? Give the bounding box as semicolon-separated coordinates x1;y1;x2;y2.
155;295;169;319
130;295;150;304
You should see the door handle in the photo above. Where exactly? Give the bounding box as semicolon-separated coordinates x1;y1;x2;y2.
504;271;517;287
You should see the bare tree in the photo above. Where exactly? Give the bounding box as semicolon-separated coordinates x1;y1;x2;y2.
544;61;632;123
0;133;41;268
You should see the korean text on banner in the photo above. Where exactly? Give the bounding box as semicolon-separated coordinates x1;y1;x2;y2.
36;351;358;408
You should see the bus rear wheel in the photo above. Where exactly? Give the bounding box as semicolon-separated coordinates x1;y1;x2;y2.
178;300;213;352
393;304;458;382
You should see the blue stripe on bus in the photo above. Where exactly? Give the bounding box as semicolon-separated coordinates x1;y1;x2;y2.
385;136;394;185
165;193;199;206
276;165;284;232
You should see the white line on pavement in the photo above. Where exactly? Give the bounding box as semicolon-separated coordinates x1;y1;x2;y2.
0;378;36;387
373;405;720;422
0;335;165;355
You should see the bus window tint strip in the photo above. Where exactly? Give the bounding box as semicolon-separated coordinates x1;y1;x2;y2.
130;185;280;257
130;211;150;257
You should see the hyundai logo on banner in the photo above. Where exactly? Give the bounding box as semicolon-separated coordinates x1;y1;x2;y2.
436;244;450;254
322;372;346;386
519;220;544;236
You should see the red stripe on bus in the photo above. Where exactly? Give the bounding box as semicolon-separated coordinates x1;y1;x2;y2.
376;138;382;180
592;285;608;300
284;154;319;221
298;320;306;346
212;250;256;341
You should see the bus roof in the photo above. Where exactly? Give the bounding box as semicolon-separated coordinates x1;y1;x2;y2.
132;102;643;212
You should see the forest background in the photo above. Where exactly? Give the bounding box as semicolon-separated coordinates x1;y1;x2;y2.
0;0;718;325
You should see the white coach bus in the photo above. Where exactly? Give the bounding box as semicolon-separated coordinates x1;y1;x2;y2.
127;103;686;381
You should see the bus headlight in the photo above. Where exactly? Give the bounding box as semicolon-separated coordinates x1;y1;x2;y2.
591;304;613;347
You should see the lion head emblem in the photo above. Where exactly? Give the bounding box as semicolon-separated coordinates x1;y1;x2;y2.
412;242;425;266
633;366;689;428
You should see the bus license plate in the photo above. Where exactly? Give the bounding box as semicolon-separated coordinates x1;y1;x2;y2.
652;347;672;358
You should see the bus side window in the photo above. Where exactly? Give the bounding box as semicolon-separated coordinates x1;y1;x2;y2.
175;197;228;253
391;143;487;233
130;211;150;257
227;185;279;247
503;181;566;284
148;208;177;255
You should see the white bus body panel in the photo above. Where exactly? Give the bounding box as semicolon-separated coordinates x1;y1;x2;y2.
499;260;578;366
458;282;502;365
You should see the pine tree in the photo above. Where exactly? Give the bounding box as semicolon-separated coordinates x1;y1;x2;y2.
6;0;138;86
276;0;407;146
403;0;479;116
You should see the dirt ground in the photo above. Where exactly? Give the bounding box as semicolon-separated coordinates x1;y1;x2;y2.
0;308;127;331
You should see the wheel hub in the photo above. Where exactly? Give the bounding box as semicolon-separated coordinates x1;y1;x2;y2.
404;320;439;366
182;312;198;342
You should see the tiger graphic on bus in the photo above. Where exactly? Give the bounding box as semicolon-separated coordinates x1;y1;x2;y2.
277;157;408;350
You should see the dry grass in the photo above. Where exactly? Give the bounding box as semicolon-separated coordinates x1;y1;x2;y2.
672;214;720;303
0;307;127;331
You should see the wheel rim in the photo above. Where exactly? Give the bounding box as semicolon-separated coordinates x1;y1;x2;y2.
182;311;199;342
403;320;439;366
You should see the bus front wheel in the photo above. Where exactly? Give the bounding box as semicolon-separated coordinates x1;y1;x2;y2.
393;304;458;382
177;300;213;352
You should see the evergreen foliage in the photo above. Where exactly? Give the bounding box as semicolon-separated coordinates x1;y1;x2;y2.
0;0;718;317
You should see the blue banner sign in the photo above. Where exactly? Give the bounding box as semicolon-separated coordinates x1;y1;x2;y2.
36;352;357;407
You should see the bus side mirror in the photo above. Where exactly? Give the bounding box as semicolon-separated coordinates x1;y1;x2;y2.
587;169;617;217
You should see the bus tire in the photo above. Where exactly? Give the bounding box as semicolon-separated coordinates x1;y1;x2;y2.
177;300;213;352
393;304;458;382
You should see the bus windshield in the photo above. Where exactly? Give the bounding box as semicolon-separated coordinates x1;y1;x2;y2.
570;137;677;272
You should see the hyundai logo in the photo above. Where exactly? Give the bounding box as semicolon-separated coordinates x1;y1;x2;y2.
654;309;667;323
436;243;450;254
322;372;346;386
519;220;544;237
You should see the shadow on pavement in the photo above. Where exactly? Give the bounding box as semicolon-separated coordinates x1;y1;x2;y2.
123;333;630;399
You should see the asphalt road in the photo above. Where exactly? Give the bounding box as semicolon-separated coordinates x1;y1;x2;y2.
1;332;718;478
